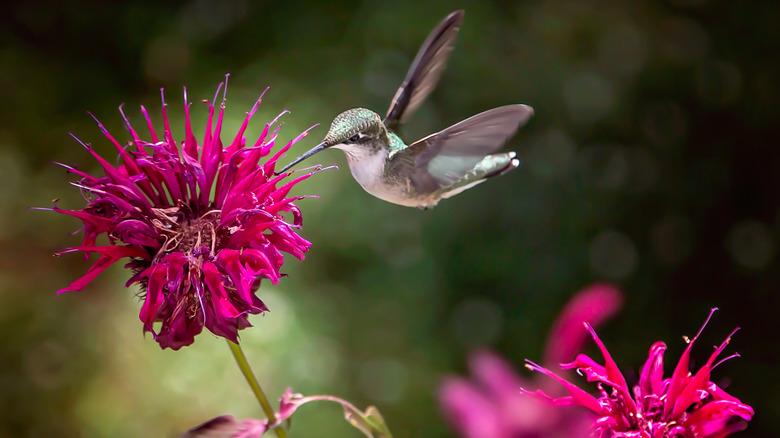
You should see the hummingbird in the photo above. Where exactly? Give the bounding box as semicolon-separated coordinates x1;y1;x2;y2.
278;10;534;208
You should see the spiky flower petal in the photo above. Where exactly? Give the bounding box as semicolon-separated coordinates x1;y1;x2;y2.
51;78;322;349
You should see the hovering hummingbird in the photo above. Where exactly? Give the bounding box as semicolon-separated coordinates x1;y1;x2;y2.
278;10;534;208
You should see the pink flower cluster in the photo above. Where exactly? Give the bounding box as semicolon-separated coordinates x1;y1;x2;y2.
526;308;754;437
440;284;623;437
441;286;754;438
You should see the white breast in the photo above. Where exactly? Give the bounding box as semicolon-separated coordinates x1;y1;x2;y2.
340;145;387;188
334;144;418;205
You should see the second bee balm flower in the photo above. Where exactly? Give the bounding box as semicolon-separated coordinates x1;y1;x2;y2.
51;79;322;349
525;308;754;437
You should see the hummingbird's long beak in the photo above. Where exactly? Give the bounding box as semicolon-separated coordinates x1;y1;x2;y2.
276;141;327;174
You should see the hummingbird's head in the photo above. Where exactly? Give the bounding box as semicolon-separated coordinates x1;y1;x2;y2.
276;108;386;173
322;108;386;148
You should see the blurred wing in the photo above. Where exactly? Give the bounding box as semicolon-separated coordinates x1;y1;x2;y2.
391;104;533;191
384;10;464;130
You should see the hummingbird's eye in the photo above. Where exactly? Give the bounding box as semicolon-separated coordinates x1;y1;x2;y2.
349;133;361;143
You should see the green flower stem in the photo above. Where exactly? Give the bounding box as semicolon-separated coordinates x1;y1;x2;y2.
227;340;288;438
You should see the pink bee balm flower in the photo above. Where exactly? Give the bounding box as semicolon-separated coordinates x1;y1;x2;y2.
49;77;324;349
440;284;623;438
525;308;754;437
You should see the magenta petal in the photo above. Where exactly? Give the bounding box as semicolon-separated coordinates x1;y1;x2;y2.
183;415;267;438
202;261;241;342
638;341;667;397
439;377;503;438
138;264;166;333
114;219;161;247
544;284;623;366
560;354;614;386
57;245;148;293
665;308;719;416
469;351;526;401
672;327;740;418
524;360;604;414
582;323;637;414
155;304;203;350
216;250;252;303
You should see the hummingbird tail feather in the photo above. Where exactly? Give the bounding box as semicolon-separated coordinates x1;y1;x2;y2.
439;152;519;200
483;151;521;178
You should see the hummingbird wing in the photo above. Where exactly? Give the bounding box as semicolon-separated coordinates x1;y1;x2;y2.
384;10;464;130
389;104;533;193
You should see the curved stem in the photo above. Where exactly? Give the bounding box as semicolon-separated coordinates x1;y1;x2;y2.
227;340;288;438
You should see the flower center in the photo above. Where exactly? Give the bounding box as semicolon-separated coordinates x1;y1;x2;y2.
177;211;221;256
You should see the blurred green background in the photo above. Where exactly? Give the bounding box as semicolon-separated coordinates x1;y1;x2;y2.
2;0;779;436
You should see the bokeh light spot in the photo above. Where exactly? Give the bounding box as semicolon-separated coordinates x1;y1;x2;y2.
650;214;693;266
589;230;639;280
563;71;615;125
578;145;629;190
358;358;409;404
727;220;775;270
24;341;70;390
246;289;295;342
290;336;342;386
143;36;190;82
696;60;743;107
526;129;577;181
449;297;504;349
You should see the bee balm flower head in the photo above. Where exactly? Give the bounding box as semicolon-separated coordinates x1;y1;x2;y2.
525;308;754;437
50;77;324;349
